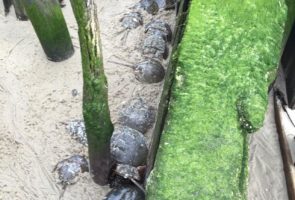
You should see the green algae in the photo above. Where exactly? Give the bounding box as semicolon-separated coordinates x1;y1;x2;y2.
147;0;287;199
22;0;73;61
70;0;113;185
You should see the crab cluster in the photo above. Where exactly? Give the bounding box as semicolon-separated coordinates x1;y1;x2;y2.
105;1;175;199
106;98;155;199
51;118;89;190
116;1;173;84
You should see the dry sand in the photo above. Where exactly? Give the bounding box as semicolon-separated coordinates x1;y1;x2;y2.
0;0;175;199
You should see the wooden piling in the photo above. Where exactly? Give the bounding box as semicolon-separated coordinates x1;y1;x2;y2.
21;0;74;61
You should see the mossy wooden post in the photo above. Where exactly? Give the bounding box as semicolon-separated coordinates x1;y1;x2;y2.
21;0;74;61
3;0;12;15
12;0;27;20
70;0;114;185
147;0;288;199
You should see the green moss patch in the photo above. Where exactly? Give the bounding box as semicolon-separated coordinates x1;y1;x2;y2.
147;0;287;199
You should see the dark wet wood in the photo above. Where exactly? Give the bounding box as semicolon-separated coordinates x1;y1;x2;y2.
274;94;295;200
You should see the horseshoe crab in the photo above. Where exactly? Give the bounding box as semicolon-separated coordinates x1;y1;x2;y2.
109;164;146;189
143;34;169;59
145;20;173;42
120;12;143;30
109;58;165;84
103;185;145;200
53;155;89;187
138;0;159;15
110;126;148;166
118;98;156;133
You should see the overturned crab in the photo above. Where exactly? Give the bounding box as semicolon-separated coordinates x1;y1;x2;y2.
133;59;166;83
143;34;169;59
118;98;156;133
108;163;146;188
155;0;176;9
65;120;87;145
145;19;173;42
115;164;146;182
53;155;89;187
110;126;148;167
106;164;146;199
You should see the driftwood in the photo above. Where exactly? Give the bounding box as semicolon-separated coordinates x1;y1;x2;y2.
69;0;114;185
21;0;74;61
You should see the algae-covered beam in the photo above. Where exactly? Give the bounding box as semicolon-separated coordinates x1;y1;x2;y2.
21;0;74;61
69;0;114;185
